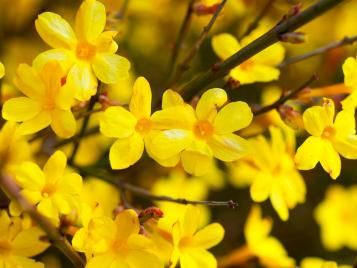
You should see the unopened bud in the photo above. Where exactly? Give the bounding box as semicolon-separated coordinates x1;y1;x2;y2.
279;32;306;44
193;3;220;16
139;207;164;224
278;105;304;130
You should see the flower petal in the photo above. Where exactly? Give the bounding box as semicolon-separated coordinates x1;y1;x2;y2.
303;100;334;136
196;88;227;121
180;249;217;268
181;205;200;237
17;111;52;135
37;198;59;222
214;101;253;134
51;109;76;138
93;54;130;84
43;151;67;184
35;12;76;49
14;162;45;190
320;140;341;179
14;64;45;99
33;49;75;73
0;62;5;79
75;0;106;42
295;136;323;170
100;106;136;138
114;209;140;241
334;136;357;159
126;250;163;268
191;223;224;249
109;133;144;169
129;77;152;119
230;65;280;84
95;31;118;54
343;56;357;89
151;106;195;130
211;33;240;60
2;97;41;122
12;227;49;257
162;89;185;109
270;188;289;221
250;174;271;202
208;133;249;162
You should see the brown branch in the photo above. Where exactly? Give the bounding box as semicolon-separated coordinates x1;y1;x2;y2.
170;0;228;87
253;74;317;116
240;0;275;38
0;174;85;268
278;35;357;68
179;0;346;101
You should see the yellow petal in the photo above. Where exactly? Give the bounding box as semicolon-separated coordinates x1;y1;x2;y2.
0;61;5;78
230;65;280;84
37;198;59;222
302;100;334;136
57;173;83;195
191;223;224;249
343;56;357;89
334;109;355;136
115;209;140;241
295;136;323;170
126;250;163;268
250;174;271;202
211;33;240;60
109;133;144;169
17;111;52;135
51;109;76;138
334;136;357;159
43;151;67;184
214;101;253;134
100;106;136;138
95;31;118;54
181;205;200;237
2;97;41;122
35;12;76;49
162;89;185;109
86;254;116;268
15;64;45;99
56;84;75;110
146;129;192;160
92;54;130;84
196;88;227;121
320;140;341;179
151;106;195;130
33;49;75;73
12;227;49;257
180;249;217;268
75;0;106;42
253;42;285;67
67;63;98;101
270;188;289;221
181;141;213;176
129;77;152;119
15;162;45;190
208;133;249;162
8;256;45;268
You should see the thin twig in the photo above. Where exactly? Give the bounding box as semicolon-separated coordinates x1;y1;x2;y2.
68;91;100;165
167;0;196;78
253;75;317;116
76;166;238;209
240;0;275;38
179;0;346;101
170;0;228;87
0;174;85;268
278;35;357;68
115;0;130;19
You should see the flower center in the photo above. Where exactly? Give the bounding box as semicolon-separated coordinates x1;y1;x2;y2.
76;42;96;61
322;126;336;139
0;241;11;257
135;118;152;135
42;184;56;198
179;236;193;249
193;120;214;140
43;99;56;110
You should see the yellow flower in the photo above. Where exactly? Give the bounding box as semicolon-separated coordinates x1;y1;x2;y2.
301;257;352;268
10;150;83;224
211;29;284;84
0;122;32;174
0;61;5;79
295;98;357;179
0;210;49;268
34;0;130;101
314;185;357;251
100;76;156;169
2;61;76;138
230;127;305;221
342;56;357;109
72;209;163;268
244;206;294;267
151;88;253;175
170;205;224;268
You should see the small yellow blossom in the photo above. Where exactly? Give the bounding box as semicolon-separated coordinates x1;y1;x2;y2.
100;77;157;169
211;29;284;84
151;88;253;175
10;150;83;224
342;55;357;109
170;205;224;268
2;61;76;138
230;127;305;221
0;61;5;79
0;210;49;268
72;209;163;268
34;0;130;101
0;121;32;174
314;185;357;251
301;257;352;268
295;98;357;179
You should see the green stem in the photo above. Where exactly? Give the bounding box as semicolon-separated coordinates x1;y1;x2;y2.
180;0;346;101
